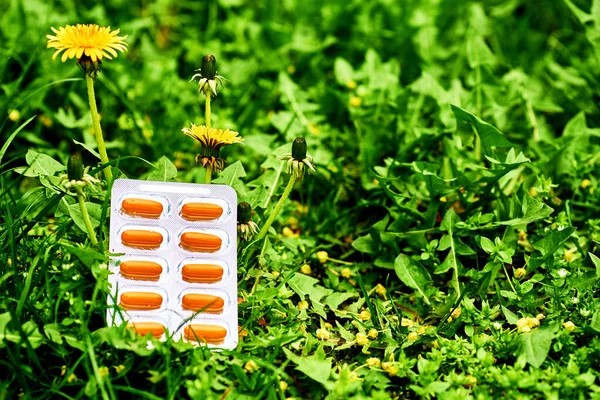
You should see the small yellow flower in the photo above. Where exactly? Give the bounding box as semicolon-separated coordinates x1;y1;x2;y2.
182;124;243;171
244;360;258;373
515;267;527;279
279;381;288;391
282;227;296;238
350;96;362;107
66;373;77;383
366;357;380;367
355;333;369;346
581;179;592;189
346;79;357;89
271;271;280;277
341;267;352;278
536;314;545;321
367;329;378;339
316;328;330;340
8;110;20;121
401;318;414;327
407;332;419;341
298;300;309;311
324;322;333;329
564;248;577;263
317;251;329;264
381;362;398;376
451;307;462;319
517;317;540;332
98;366;109;377
244;360;259;373
300;264;312;275
374;283;387;298
563;321;576;331
60;365;67;376
358;310;371;321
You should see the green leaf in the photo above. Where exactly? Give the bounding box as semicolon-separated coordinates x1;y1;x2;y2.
74;139;101;160
352;234;378;254
323;292;357;310
496;191;554;226
23;149;65;177
62;244;107;268
588;253;600;279
0;313;44;349
0;312;11;348
591;311;600;333
0;115;36;165
394;254;432;306
466;36;496;67
287;273;332;302
146;156;177;181
517;327;555;368
452;105;512;155
563;0;594;25
480;237;496;254
68;202;102;233
213;161;246;186
283;348;332;386
92;327;154;356
532;227;576;257
334;57;354;85
502;305;519;325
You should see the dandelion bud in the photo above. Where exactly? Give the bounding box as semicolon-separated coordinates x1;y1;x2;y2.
201;54;217;80
67;155;83;181
291;137;307;161
238;202;252;224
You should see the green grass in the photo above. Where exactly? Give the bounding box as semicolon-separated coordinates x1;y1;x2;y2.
2;0;600;398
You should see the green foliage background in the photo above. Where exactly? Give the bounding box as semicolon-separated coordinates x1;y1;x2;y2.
1;0;600;398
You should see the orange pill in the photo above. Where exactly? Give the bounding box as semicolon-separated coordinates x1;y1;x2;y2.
121;229;164;249
127;322;165;338
119;292;163;310
121;198;164;218
182;294;225;313
120;261;163;281
180;202;223;221
184;324;227;344
180;232;222;252
181;264;224;283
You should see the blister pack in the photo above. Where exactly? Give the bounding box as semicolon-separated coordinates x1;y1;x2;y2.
107;178;238;349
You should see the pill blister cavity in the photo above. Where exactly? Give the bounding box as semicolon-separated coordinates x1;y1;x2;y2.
128;322;165;338
184;324;227;344
121;229;164;249
119;292;163;310
180;232;222;252
121;198;164;219
182;294;225;313
180;202;223;221
120;260;163;281
181;263;224;283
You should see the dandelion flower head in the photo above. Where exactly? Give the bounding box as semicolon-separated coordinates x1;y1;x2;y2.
47;24;128;63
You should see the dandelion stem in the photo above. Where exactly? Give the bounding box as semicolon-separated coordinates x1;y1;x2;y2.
205;164;213;184
75;187;98;246
205;93;212;128
256;172;297;241
85;75;113;183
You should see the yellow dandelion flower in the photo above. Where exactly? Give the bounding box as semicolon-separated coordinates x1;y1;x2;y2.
47;24;127;78
182;124;243;171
